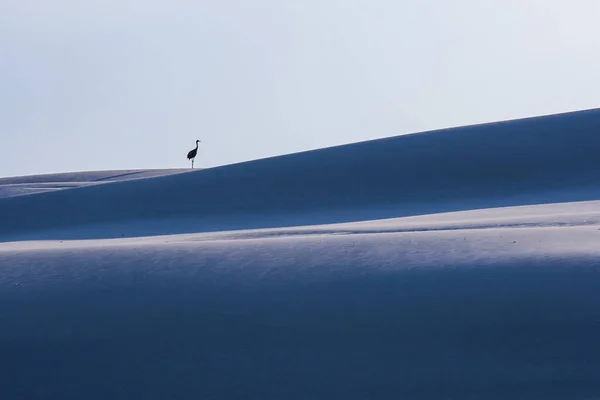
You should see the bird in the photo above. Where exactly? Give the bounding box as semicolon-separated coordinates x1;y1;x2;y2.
187;140;201;168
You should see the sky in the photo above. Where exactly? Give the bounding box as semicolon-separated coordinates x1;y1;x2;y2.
1;0;600;178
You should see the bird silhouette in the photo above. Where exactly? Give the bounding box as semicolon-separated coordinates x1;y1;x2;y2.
187;140;201;168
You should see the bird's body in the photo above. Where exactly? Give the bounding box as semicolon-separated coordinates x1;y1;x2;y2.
187;147;198;161
187;140;200;168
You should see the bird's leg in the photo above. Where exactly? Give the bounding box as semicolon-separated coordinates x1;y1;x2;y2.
192;159;194;169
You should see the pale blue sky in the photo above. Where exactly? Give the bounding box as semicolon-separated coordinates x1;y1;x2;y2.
1;0;599;177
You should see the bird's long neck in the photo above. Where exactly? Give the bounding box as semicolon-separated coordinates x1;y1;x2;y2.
195;142;199;150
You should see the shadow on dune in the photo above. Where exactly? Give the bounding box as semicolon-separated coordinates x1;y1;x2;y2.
2;250;600;399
